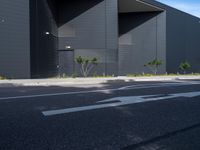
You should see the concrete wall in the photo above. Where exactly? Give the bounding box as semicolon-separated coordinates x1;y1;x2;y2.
0;0;30;78
57;0;118;76
118;11;166;75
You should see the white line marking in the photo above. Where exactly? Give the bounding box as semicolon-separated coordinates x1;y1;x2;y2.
0;90;113;100
118;82;189;90
0;82;198;101
42;91;200;116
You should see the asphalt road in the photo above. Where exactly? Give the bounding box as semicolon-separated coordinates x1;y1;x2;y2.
0;79;200;150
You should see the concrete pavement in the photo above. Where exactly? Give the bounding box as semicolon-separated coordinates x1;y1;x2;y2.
0;75;200;87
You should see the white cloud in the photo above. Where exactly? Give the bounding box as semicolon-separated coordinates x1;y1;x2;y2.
157;0;200;18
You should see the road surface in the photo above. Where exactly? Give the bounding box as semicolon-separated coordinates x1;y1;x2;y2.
0;79;200;150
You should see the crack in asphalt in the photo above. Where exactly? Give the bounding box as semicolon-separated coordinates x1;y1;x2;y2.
122;122;200;150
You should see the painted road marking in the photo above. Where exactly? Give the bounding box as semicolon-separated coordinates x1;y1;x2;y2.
42;91;200;116
0;82;199;101
118;82;190;90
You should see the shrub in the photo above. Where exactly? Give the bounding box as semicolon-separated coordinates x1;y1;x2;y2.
144;59;162;75
179;61;191;74
0;75;6;80
75;56;98;77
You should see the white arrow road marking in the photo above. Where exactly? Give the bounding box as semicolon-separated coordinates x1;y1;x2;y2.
42;91;200;116
118;82;192;90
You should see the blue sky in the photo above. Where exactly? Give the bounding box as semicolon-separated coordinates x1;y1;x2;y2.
157;0;200;18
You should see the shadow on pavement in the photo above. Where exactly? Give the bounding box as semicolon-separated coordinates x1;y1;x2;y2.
122;122;200;150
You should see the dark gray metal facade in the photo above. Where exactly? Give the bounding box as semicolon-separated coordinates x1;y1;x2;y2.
0;0;30;78
0;0;199;78
30;0;58;78
145;0;200;73
58;50;74;76
118;11;166;75
166;7;200;73
57;0;118;76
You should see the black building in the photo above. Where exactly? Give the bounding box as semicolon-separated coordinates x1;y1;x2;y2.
0;0;200;78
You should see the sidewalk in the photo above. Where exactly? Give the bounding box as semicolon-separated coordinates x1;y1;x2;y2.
0;76;200;87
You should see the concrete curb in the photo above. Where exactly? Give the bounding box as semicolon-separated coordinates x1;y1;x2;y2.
0;76;200;87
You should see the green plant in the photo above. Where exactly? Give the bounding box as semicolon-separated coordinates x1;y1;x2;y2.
127;73;153;77
55;73;77;78
144;59;162;75
179;61;191;74
75;56;98;77
127;73;200;77
92;75;114;78
0;75;6;80
71;73;77;78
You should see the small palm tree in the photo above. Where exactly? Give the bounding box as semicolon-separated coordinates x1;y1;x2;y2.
75;56;98;77
179;61;191;74
144;59;162;75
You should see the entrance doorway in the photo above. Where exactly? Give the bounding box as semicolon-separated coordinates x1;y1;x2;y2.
58;50;74;76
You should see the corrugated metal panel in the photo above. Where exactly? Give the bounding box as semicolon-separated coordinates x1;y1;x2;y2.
166;7;200;73
106;0;118;49
119;12;166;75
58;0;119;76
30;0;58;78
58;0;106;50
144;0;200;73
0;0;30;78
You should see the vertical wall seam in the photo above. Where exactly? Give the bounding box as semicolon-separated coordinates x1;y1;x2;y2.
104;0;107;75
156;15;158;59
